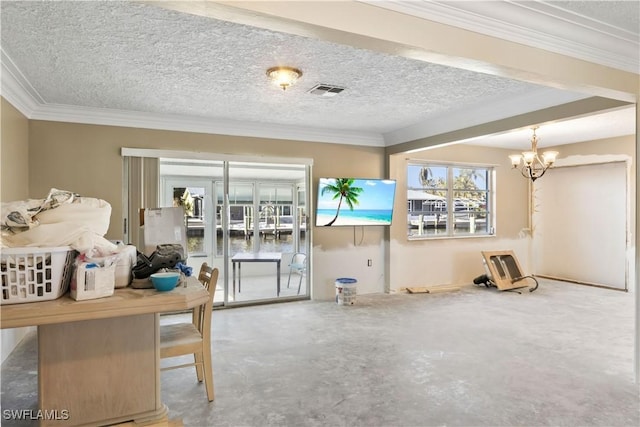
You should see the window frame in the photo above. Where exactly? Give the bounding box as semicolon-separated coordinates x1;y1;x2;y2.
406;160;496;240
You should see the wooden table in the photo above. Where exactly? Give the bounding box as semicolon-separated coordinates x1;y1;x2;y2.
0;277;208;426
231;252;282;297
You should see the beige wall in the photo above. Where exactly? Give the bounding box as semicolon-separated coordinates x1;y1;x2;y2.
1;97;33;363
387;135;637;291
388;143;531;290
27;119;388;299
27;120;383;238
1;98;29;201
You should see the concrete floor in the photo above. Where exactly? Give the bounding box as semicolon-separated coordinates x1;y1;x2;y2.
214;271;308;304
1;279;639;426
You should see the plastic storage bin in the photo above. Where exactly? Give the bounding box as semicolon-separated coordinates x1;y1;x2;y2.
335;277;357;305
114;244;136;288
0;246;76;305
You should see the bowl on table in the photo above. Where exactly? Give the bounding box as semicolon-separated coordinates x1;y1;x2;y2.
149;272;180;292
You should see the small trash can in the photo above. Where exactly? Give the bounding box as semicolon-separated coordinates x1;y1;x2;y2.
335;278;357;305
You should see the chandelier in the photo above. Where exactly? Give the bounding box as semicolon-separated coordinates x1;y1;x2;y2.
266;66;303;91
508;127;558;182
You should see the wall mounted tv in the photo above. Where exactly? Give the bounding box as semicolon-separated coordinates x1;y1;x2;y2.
316;178;397;226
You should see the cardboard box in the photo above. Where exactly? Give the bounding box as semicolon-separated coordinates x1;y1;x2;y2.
142;207;188;257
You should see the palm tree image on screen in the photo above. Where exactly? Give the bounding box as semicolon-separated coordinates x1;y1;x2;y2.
320;178;364;226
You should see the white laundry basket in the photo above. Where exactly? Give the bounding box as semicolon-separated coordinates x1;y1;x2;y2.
0;246;75;304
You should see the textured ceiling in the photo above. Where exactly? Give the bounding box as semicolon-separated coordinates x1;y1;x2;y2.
0;0;637;148
548;0;639;33
0;1;551;133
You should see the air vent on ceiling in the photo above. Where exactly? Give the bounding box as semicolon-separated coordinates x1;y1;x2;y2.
308;84;345;97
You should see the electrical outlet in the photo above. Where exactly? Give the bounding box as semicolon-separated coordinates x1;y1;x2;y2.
367;259;372;267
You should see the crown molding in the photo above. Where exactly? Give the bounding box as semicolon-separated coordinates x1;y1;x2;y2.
363;0;639;73
27;103;385;147
0;49;43;116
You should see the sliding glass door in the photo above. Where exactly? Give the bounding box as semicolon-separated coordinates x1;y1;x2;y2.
159;158;309;307
161;160;225;304
227;162;307;303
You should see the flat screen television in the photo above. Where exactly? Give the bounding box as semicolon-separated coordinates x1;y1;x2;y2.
316;178;397;226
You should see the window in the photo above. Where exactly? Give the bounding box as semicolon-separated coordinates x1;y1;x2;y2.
407;162;495;238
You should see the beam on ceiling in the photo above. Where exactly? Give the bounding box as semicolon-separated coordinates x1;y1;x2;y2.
384;97;632;155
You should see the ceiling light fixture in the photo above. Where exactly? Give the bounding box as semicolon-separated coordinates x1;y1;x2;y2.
266;66;302;91
508;127;558;182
